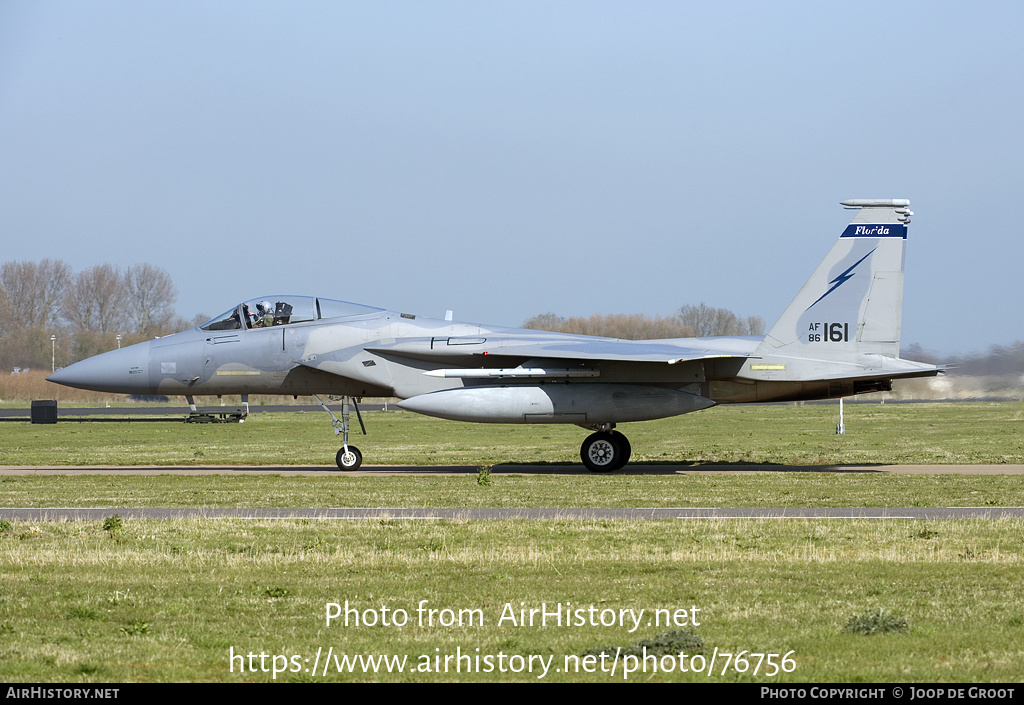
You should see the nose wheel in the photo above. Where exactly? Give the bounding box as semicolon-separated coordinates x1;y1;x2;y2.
315;395;367;471
336;445;363;471
580;430;631;472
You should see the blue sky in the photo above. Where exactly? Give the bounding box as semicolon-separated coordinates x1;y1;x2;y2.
2;1;1021;356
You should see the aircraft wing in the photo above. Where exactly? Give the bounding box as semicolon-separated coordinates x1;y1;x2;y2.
364;334;761;365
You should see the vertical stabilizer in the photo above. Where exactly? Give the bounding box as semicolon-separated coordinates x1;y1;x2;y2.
755;199;913;363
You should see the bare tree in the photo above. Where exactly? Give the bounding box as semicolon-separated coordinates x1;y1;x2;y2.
522;312;566;332
0;279;10;337
0;259;72;328
745;315;766;336
526;304;766;340
524;312;695;340
124;263;177;335
63;264;129;333
678;302;764;336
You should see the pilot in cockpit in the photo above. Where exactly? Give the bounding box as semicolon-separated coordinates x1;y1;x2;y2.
254;301;275;327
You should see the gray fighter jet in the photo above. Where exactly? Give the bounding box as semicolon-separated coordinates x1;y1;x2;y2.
48;199;942;471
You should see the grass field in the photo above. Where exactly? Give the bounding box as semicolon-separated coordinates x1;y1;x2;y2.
1;517;1022;682
1;401;1022;683
3;473;1024;510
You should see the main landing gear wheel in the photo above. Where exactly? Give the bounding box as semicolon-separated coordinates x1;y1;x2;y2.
610;430;631;463
580;431;631;473
336;446;362;471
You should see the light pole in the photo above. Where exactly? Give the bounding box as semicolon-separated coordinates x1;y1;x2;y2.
50;335;56;373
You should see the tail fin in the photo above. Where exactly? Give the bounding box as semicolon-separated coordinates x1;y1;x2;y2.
755;199;913;362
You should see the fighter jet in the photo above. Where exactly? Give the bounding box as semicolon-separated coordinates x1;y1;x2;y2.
48;198;941;471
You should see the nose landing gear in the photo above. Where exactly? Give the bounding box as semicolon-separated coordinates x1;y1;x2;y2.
315;395;366;470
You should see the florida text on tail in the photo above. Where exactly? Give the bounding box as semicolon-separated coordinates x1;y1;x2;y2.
48;198;942;471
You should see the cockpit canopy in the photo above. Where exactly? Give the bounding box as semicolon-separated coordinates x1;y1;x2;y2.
200;296;385;331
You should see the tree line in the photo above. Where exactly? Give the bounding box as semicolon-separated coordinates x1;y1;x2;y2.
1;259;193;371
523;303;766;339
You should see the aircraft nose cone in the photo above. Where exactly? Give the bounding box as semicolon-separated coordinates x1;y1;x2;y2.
47;341;152;394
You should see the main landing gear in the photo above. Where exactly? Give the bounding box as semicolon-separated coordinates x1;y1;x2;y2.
312;400;633;472
580;424;632;473
315;395;366;470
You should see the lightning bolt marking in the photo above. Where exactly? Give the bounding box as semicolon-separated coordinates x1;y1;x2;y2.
806;247;876;310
